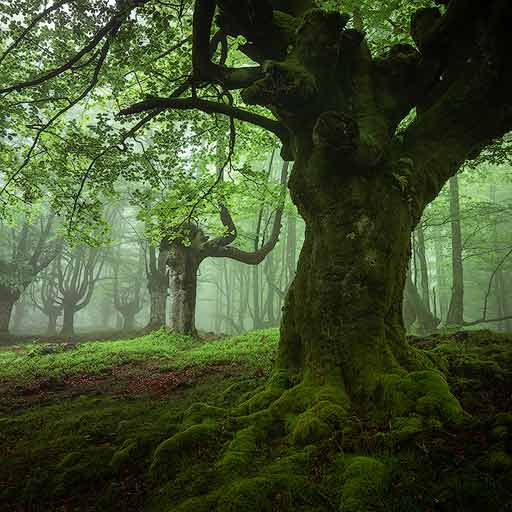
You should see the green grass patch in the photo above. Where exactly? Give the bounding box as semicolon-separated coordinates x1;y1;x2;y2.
0;328;279;384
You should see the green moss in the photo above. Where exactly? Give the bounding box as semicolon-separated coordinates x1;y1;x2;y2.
150;423;220;481
217;426;260;475
390;415;424;442
110;438;150;472
169;495;218;512
495;412;512;427
376;370;463;425
57;446;115;491
182;402;226;428
483;451;512;472
490;426;508;442
216;477;279;512
291;412;332;446
340;456;391;512
264;448;313;476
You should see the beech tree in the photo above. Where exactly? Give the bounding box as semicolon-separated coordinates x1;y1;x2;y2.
1;1;512;505
145;239;171;330
113;246;145;330
168;159;287;335
56;245;105;336
30;260;63;335
118;0;511;397
0;213;59;333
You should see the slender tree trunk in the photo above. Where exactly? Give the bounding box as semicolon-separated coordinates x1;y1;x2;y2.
252;264;261;330
170;243;200;336
434;236;446;321
446;175;464;327
415;226;431;313
61;305;75;337
404;273;439;335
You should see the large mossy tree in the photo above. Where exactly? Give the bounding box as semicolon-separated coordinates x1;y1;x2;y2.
1;0;512;507
120;0;512;398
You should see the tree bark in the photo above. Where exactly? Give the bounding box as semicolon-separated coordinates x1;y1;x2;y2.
61;304;75;337
47;310;59;336
148;288;168;329
169;243;200;336
415;225;431;313
279;158;416;396
122;312;136;331
0;290;17;334
446;175;464;327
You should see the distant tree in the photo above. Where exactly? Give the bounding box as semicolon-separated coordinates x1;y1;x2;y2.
30;260;63;336
113;246;145;330
167;160;288;335
145;239;171;330
446;175;464;327
0;213;60;333
56;245;105;337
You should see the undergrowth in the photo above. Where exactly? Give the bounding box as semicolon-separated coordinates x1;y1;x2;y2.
1;328;512;511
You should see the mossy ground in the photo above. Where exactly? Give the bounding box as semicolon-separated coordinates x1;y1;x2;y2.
1;328;512;511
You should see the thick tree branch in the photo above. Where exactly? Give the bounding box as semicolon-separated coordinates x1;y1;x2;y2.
206;160;289;264
119;95;287;141
401;0;512;206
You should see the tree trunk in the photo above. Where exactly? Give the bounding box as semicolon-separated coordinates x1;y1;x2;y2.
415;226;431;313
0;293;16;334
47;311;59;336
169;243;200;336
148;288;168;329
61;305;75;337
434;236;446;322
279;159;417;397
123;312;136;331
446;175;464;327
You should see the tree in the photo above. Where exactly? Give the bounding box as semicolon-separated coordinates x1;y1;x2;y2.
1;0;512;505
119;0;509;398
113;246;145;330
29;260;63;335
445;175;464;326
145;239;170;330
167;159;288;335
56;245;105;336
0;212;59;333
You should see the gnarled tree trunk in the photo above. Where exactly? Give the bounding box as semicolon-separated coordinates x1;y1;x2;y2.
146;240;170;330
279;161;416;396
47;309;59;336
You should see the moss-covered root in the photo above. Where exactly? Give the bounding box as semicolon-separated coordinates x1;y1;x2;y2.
340;457;392;512
150;422;221;481
374;369;464;442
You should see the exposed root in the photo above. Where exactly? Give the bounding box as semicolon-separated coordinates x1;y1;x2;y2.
145;364;465;511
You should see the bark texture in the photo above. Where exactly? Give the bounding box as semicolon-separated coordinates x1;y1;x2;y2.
146;240;170;330
446;175;464;326
0;288;18;333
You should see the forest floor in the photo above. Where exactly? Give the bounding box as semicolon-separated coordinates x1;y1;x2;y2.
1;328;512;511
